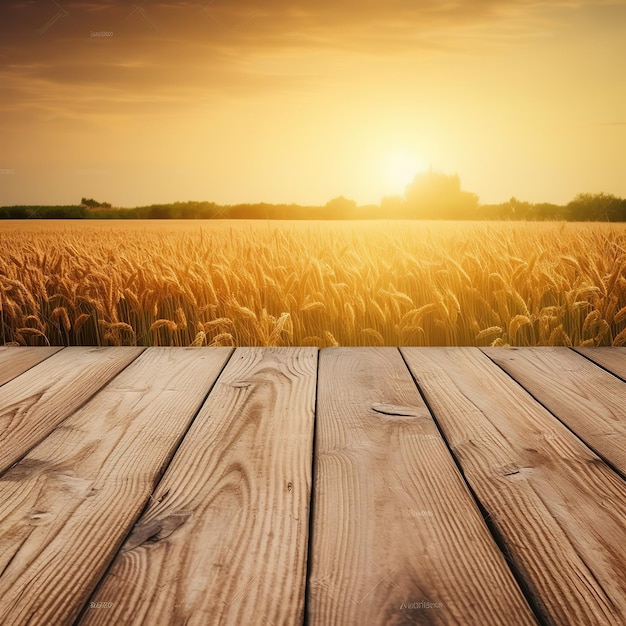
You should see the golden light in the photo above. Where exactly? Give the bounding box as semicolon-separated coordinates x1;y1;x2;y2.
381;151;426;194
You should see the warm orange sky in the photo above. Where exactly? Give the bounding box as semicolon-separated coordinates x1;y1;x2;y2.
1;0;625;207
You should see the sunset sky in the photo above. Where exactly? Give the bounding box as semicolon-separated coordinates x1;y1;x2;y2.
0;0;624;208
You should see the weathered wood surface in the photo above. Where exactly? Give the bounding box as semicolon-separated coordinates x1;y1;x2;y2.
402;347;626;626
83;347;318;626
308;348;536;625
484;347;626;476
0;347;144;474
0;348;232;626
574;347;626;380
0;346;63;386
0;347;625;626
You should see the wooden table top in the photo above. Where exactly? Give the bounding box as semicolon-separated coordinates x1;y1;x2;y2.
0;346;625;625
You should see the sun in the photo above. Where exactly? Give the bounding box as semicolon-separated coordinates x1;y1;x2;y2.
381;151;426;194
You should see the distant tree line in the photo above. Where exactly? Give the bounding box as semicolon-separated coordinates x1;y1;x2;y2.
0;205;87;219
2;173;626;221
476;193;626;222
81;197;111;209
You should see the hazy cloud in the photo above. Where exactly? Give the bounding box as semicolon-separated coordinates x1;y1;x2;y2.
3;0;613;106
3;1;618;54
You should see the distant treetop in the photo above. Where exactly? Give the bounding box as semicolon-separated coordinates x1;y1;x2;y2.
404;170;479;219
81;197;111;209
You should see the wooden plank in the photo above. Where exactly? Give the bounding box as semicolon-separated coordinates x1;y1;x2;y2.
574;347;626;381
0;347;144;475
82;347;318;626
0;347;233;626
308;347;536;626
483;347;626;476
402;347;626;626
0;346;63;386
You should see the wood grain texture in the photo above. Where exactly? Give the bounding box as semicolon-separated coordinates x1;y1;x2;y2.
308;347;536;626
402;347;626;626
0;347;63;387
82;347;318;626
483;347;626;476
0;347;144;474
0;347;233;626
574;347;626;381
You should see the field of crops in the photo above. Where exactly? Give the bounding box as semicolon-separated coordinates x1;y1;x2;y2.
1;220;625;347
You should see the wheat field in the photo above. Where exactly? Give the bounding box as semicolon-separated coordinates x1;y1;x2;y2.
1;219;625;348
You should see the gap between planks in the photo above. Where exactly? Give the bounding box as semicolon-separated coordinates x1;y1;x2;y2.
0;347;233;626
0;346;63;387
81;347;318;626
402;347;626;626
308;347;536;626
0;347;145;475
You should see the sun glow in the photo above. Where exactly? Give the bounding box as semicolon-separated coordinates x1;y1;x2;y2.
381;151;427;194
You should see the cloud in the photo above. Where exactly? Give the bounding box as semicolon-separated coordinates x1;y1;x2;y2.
0;1;586;83
2;0;613;55
0;0;623;123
